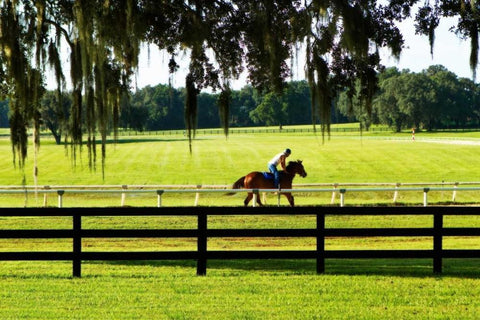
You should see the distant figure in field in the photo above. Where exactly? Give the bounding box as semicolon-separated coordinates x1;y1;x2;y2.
268;148;291;188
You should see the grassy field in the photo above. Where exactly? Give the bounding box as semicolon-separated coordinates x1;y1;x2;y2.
1;125;480;206
1;259;480;319
2;212;480;319
2;126;480;319
3;125;480;186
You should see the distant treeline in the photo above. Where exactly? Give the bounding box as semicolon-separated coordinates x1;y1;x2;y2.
1;65;479;138
0;80;347;135
121;80;342;131
364;66;480;132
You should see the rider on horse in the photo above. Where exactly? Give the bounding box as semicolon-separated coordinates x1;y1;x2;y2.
268;148;291;188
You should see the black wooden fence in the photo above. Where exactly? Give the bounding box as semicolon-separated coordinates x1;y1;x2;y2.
1;206;480;277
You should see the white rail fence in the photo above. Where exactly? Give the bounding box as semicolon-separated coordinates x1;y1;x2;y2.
1;182;480;207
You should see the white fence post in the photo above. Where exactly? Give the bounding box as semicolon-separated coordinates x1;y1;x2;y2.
121;185;127;207
57;190;64;208
157;190;164;207
393;183;400;203
452;182;458;202
331;183;338;204
423;188;429;207
194;185;201;206
340;189;346;207
43;185;50;207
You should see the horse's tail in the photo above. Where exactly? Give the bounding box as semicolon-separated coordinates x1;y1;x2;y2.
225;176;245;195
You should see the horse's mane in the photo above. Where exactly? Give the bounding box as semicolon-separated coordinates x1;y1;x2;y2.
286;161;295;169
286;160;302;171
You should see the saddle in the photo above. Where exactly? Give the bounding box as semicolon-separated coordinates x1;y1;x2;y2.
262;172;274;180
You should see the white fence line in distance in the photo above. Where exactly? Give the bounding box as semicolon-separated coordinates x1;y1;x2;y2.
1;182;480;207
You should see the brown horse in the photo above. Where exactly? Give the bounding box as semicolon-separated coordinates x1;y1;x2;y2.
229;160;307;207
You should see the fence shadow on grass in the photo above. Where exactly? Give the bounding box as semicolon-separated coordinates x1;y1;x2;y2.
94;258;480;279
102;137;194;144
2;259;479;279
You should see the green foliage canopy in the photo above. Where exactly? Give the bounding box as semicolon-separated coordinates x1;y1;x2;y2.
369;66;480;131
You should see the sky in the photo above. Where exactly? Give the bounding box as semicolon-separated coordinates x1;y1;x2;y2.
379;16;474;79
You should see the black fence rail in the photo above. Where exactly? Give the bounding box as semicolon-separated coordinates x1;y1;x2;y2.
1;206;480;277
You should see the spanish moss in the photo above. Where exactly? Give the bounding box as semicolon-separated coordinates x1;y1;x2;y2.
185;73;198;153
218;87;231;138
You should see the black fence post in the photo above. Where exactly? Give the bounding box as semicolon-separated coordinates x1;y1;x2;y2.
316;212;325;274
73;214;82;277
197;212;207;276
433;213;443;274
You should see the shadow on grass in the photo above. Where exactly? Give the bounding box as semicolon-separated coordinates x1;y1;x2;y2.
96;258;480;278
54;137;210;144
90;137;192;144
108;137;212;144
2;258;479;279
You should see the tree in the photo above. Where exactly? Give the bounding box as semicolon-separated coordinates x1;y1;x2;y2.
338;81;374;130
371;66;480;131
397;72;437;130
372;69;437;132
457;77;480;127
249;92;286;128
373;75;404;132
282;81;312;125
198;92;220;129
40;91;71;144
122;89;149;132
425;65;465;128
127;84;184;131
230;86;258;127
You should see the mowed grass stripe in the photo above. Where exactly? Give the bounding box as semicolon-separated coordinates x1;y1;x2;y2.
0;129;480;205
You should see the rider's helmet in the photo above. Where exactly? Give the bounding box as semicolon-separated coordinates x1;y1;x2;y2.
284;148;291;155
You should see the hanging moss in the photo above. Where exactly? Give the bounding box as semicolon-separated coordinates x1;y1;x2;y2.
217;87;231;137
305;38;318;132
306;37;332;140
1;2;29;170
185;73;198;153
8;105;28;169
469;22;478;80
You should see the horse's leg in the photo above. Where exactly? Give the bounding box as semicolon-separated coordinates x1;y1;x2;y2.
255;193;263;206
244;192;253;206
283;192;295;207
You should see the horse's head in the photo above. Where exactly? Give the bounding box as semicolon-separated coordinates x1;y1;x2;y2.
286;160;307;178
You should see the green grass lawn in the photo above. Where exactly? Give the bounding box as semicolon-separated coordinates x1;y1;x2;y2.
2;212;480;319
1;126;480;206
2;126;480;319
2;125;480;186
2;260;480;319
